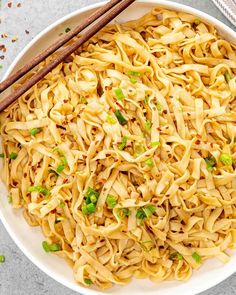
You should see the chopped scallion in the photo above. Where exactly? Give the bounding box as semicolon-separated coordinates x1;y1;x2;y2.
220;153;233;166
192;252;201;263
8;195;12;204
143;204;156;217
151;141;160;147
28;186;50;196
114;110;127;126
42;241;61;253
127;71;141;77
0;153;4;158
59;201;65;208
144;120;152;130
144;96;149;105
224;70;231;83
114;88;125;101
0;255;5;263
118;208;130;218
145;158;154;168
204;156;216;172
30;128;41;136
157;102;162;112
56;164;65;173
106;195;117;209
118;136;128;151
84;278;92;285
106;114;116;124
65;27;71;33
9;152;18;160
130;78;137;84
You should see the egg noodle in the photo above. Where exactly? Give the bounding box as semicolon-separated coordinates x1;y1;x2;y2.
1;7;236;289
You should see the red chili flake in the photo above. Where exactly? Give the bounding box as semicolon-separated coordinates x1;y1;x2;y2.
163;110;168;115
17;3;22;7
7;2;12;8
0;55;4;60
195;140;201;145
25;30;29;34
23;173;27;178
63;99;68;103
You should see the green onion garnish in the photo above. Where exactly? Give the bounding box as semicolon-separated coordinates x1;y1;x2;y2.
0;153;4;158
0;255;5;263
82;203;96;215
157;102;162;112
130;78;137;84
119;136;128;150
9;152;18;160
151;141;160;147
118;208;130;218
220;153;233;166
224;71;231;83
170;252;183;261
56;164;65;173
204;156;216;172
59;201;65;208
192;252;201;263
106;114;116;125
114;88;125;101
114;110;128;126
84;278;92;285
145;158;154;168
194;19;201;25
143;204;156;217
144;96;149;105
28;186;50;196
127;71;141;77
136;205;156;219
106;195;117;209
30;128;41;136
90;194;97;204
42;241;61;253
144;120;152;130
65;27;71;33
8;195;12;204
85;187;99;200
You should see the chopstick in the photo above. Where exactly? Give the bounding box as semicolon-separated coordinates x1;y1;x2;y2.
0;0;135;112
0;0;122;93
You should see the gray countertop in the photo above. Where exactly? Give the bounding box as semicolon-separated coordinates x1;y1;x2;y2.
0;0;235;294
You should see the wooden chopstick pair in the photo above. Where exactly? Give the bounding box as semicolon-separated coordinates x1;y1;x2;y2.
0;0;135;112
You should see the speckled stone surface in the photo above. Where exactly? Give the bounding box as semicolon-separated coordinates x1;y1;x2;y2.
0;1;235;294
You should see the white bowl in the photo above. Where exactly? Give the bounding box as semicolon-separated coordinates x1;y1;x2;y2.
1;1;236;294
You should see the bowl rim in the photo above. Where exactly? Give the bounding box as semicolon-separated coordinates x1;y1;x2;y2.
1;1;236;294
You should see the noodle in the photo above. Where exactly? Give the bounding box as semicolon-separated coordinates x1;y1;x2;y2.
1;7;236;289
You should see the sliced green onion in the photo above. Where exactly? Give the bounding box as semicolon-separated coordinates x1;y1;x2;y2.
130;78;137;84
140;240;154;252
53;148;64;157
134;143;146;157
145;158;154;168
114;88;125;101
114;110;127;126
85;187;100;199
220;153;233;166
84;278;92;285
106;195;117;209
80;96;88;104
28;186;50;196
42;241;51;253
59;201;65;208
65;27;71;33
42;241;61;253
194;19;201;25
136;208;146;220
204;156;216;172
90;194;97;204
8;195;12;204
56;164;65;173
192;252;201;263
157;102;162;112
224;70;231;83
127;71;141;77
30;128;41;136
144;96;149;105
143;204;156;217
86;203;96;214
144;120;152;130
9;152;18;160
170;252;183;261
0;153;4;158
50;243;61;252
119;208;130;218
119;136;128;151
0;255;5;263
106;114;116;125
82;205;89;215
151;141;160;147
